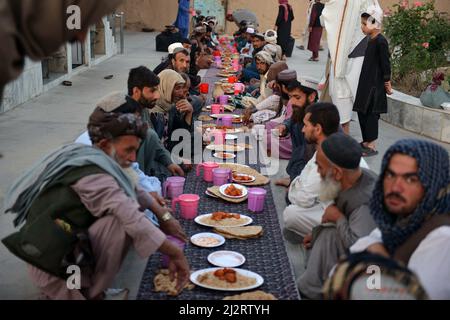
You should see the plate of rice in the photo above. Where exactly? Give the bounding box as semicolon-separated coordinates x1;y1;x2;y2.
195;212;253;228
190;268;264;291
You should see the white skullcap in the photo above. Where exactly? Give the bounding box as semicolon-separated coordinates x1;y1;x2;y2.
168;42;183;54
246;27;255;34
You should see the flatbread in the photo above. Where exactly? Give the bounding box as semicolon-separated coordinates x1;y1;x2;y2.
198;115;213;122
214;226;263;239
153;269;195;296
223;291;277;300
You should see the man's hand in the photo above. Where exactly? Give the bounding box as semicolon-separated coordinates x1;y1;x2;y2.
318;83;326;91
150;192;166;206
322;204;345;224
275;124;287;137
160;219;188;243
303;233;313;250
159;240;190;293
176;99;193;114
243;108;253;123
168;163;185;177
385;81;393;95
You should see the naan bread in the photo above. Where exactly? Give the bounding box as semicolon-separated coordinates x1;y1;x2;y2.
223;290;277;300
214;226;263;239
153;269;195;296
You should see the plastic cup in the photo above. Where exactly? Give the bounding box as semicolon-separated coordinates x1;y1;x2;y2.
212;168;232;186
161;235;185;268
196;162;220;182
211;104;225;115
217;115;233;127
172;194;200;220
228;76;237;84
248;188;267;213
219;95;229;106
199;83;209;94
162;176;185;199
213;129;226;145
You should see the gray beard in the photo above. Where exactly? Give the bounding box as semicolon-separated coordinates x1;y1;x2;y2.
319;172;342;202
122;166;139;189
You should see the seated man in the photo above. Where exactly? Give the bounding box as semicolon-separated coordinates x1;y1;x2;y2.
349;139;450;299
263;29;283;62
241;51;275;109
2;111;190;300
240;33;267;83
298;133;377;299
153;42;184;75
275;80;319;187
240;27;256;58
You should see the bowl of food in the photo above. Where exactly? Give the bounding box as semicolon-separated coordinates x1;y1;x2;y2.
219;183;248;198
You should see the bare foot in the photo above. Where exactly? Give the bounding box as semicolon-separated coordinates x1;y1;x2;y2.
275;177;291;187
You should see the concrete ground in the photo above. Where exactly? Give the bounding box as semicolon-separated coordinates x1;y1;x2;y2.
0;32;449;300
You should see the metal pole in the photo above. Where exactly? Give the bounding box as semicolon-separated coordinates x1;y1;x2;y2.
119;12;125;54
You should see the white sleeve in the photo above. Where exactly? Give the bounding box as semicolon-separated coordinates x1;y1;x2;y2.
408;226;450;299
349;228;383;253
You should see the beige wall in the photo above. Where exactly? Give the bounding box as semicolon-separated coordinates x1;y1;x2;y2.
119;0;450;39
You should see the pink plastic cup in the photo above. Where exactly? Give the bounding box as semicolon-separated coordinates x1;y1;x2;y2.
196;162;220;182
211;104;224;115
213;129;226;145
216;115;233;128
212;168;232;186
172;194;200;220
234;83;245;94
161;235;185;268
219;95;229;106
248;188;267;213
163;176;186;199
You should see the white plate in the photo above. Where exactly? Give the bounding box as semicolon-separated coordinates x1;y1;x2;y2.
190;233;225;248
210;114;241;119
219;183;248;199
208;251;246;268
190;268;264;292
232;173;256;184
194;213;253;228
213;152;236;160
226;134;238;140
207;144;245;152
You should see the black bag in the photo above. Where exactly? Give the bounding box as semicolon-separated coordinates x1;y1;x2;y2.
156;29;183;52
285;36;295;58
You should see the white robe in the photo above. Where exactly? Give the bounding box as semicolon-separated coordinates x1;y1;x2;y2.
322;0;370;123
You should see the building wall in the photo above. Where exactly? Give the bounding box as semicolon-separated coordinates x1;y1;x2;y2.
119;0;450;39
1;17;118;114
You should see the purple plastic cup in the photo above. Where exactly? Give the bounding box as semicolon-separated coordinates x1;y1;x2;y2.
212;168;232;186
219;95;229;106
248;188;267;213
163;176;186;199
161;236;186;268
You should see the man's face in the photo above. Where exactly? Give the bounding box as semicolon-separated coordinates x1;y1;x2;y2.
316;146;342;201
107;135;141;168
136;86;160;109
383;154;425;217
252;37;265;49
302;112;319;144
256;59;269;75
172;83;186;102
172;52;190;73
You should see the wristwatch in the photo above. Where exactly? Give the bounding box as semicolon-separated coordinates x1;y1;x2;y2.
161;211;173;222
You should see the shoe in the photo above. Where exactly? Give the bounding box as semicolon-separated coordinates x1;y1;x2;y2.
297;45;305;50
104;288;129;300
362;148;379;157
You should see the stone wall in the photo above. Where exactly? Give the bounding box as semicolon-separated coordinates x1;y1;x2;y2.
119;0;450;39
382;91;450;143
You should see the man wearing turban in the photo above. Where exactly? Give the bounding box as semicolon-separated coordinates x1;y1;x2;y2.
2;110;190;300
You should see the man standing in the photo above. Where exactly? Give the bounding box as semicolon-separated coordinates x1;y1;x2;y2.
307;0;325;62
298;133;377;299
2;111;190;300
320;0;370;134
350;139;450;299
174;0;191;39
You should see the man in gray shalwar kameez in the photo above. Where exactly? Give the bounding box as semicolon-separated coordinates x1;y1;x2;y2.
298;133;377;299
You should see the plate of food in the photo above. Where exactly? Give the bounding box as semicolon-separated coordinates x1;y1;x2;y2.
190;268;264;291
232;173;256;183
195;212;253;228
220;183;248;199
210;114;242;119
232;116;244;124
213;152;236;160
208;251;246;268
207;144;245;152
190;232;225;248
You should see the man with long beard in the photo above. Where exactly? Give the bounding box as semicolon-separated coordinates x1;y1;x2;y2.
298;133;377;299
275;80;318;187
